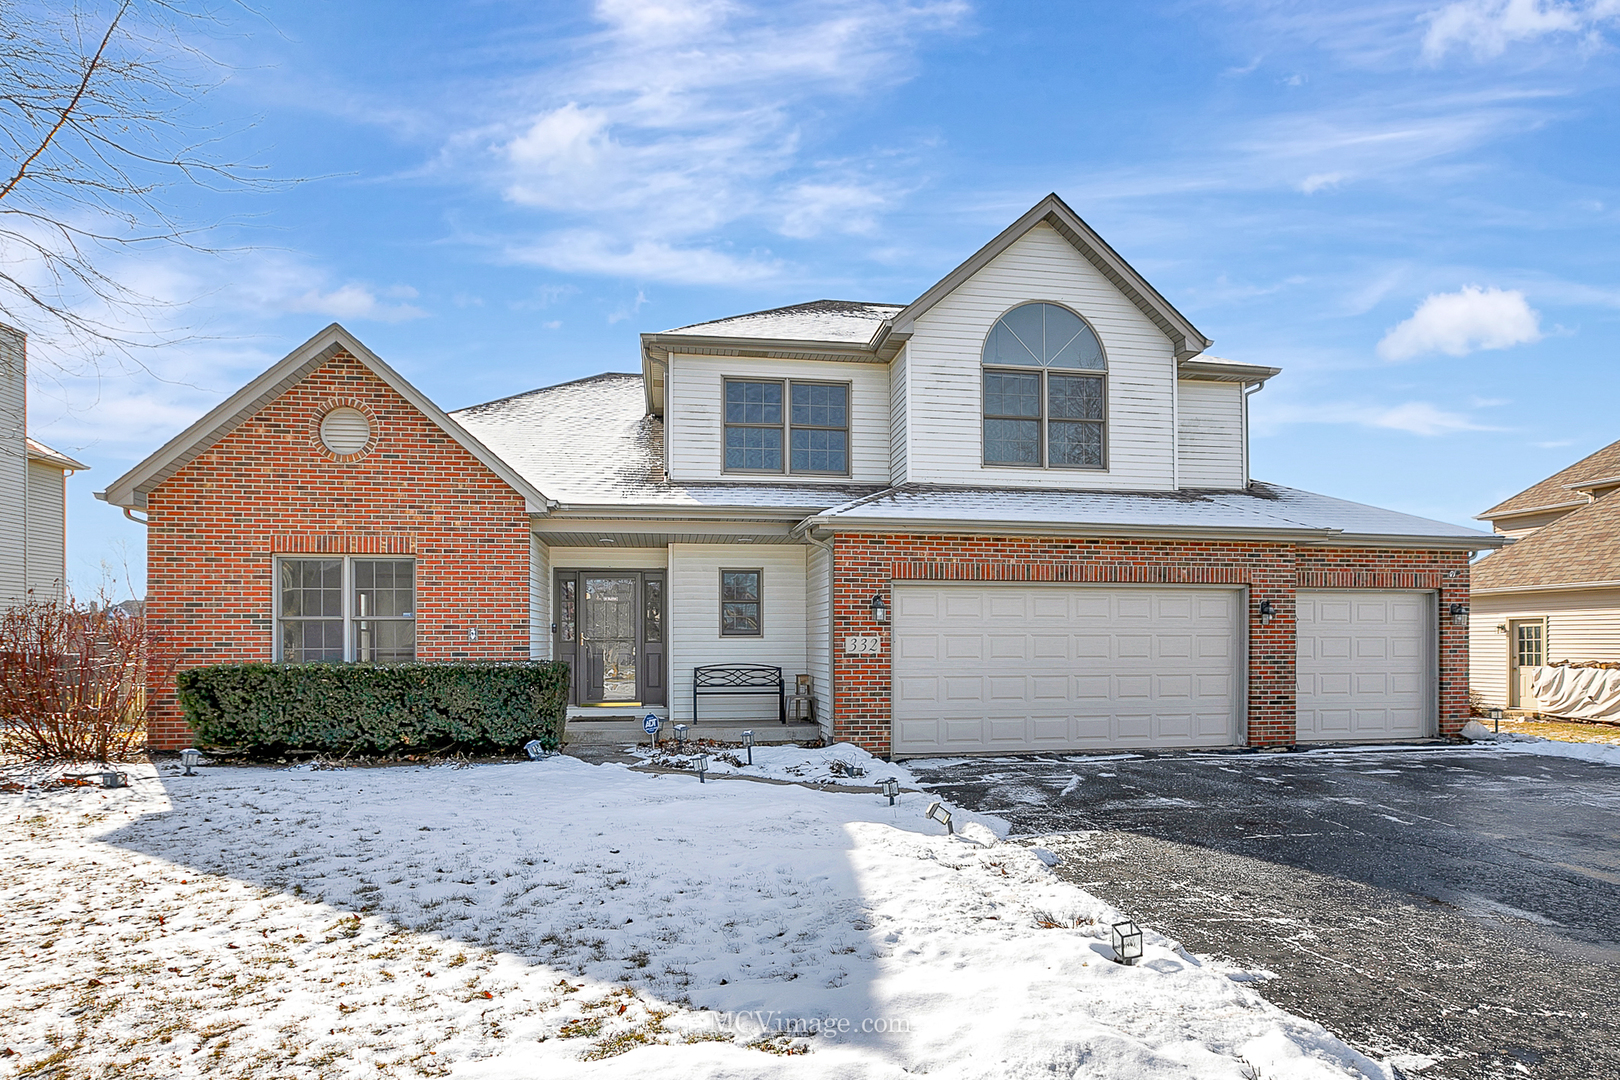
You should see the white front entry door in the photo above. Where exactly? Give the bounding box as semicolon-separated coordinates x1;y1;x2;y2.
1296;590;1432;742
890;585;1242;756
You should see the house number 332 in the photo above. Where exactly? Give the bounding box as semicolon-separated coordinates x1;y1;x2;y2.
844;635;882;655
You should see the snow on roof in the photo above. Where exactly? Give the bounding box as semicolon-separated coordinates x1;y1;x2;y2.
810;483;1497;544
663;300;902;344
450;373;881;511
26;437;87;471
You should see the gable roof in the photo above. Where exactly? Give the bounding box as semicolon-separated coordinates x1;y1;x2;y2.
97;323;553;513
1473;492;1620;591
665;300;903;344
26;438;88;471
883;193;1212;362
1478;436;1620;521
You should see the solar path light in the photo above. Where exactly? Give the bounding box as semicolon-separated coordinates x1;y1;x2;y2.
1488;705;1504;734
524;739;547;760
179;748;202;776
741;729;754;765
925;800;954;834
695;752;709;784
881;777;900;805
674;724;689;748
1110;920;1144;966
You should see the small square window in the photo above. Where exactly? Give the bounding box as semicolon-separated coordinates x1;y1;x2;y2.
720;569;762;636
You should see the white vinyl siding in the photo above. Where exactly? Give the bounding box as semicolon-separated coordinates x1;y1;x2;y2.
546;547;670;571
0;326;25;604
665;354;891;483
667;544;807;722
1296;591;1433;741
1176;380;1246;490
889;346;908;484
903;223;1177;490
807;542;833;735
24;460;66;600
530;536;550;659
890;584;1242;755
1469;589;1620;708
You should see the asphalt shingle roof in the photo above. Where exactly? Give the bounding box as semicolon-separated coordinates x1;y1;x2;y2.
1479;437;1620;519
1472;492;1620;590
663;300;902;343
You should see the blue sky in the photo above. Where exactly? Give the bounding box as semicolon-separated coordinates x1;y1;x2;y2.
26;0;1620;595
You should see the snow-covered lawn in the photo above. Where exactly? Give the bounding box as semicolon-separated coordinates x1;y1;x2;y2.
2;751;1394;1079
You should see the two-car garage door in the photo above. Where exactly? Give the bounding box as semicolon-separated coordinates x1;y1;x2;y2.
889;585;1435;756
891;585;1242;756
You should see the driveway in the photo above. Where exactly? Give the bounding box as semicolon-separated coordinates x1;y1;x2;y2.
911;746;1620;1080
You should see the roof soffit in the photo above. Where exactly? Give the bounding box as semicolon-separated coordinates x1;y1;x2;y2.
97;323;554;512
887;194;1213;362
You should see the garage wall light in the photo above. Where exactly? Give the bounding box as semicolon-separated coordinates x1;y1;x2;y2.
870;593;889;623
1450;603;1469;628
1258;600;1275;626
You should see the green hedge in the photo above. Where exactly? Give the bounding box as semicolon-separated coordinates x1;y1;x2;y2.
176;662;571;756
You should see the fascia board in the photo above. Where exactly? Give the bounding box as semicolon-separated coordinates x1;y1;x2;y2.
1295;532;1505;551
27;440;88;471
641;332;881;363
1473;498;1587;522
1472;579;1620;595
797;515;1339;544
547;501;848;521
1562;475;1620;491
888;194;1212;361
1177;360;1282;384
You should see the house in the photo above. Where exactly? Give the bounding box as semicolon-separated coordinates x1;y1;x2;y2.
99;195;1501;755
1;324;88;606
1470;438;1620;716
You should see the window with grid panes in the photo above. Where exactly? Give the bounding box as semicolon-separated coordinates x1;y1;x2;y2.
277;557;415;663
724;379;849;474
981;302;1106;469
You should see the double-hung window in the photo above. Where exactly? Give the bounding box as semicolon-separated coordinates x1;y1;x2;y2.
981;302;1107;469
723;379;849;475
277;557;416;663
719;569;762;636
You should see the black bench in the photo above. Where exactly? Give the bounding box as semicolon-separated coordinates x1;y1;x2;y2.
693;664;786;724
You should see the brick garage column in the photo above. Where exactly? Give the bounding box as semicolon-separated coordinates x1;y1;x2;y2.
1247;549;1298;747
831;534;893;756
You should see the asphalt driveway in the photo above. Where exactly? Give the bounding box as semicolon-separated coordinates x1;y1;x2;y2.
910;746;1620;1080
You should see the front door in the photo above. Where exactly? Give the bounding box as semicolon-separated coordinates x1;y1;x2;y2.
1508;619;1545;709
554;570;666;707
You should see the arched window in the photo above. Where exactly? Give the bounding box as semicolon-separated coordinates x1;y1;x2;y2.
981;302;1106;469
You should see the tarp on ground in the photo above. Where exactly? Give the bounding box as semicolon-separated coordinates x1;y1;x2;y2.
1529;664;1620;720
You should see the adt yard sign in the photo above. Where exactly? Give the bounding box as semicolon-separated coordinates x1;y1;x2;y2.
643;713;661;735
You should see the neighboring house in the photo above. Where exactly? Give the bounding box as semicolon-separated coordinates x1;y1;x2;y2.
1;324;88;606
99;195;1500;755
1470;438;1620;714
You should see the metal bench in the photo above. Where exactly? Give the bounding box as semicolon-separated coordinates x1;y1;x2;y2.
693;664;786;724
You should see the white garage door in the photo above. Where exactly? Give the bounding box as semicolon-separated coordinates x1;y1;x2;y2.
891;585;1241;756
1296;590;1432;742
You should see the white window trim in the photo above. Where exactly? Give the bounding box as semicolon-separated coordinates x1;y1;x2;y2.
721;377;853;477
273;555;417;663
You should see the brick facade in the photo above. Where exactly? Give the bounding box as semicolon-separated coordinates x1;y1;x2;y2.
830;533;1470;757
143;351;532;750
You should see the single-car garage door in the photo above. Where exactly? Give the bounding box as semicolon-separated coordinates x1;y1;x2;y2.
891;585;1242;756
1296;590;1432;742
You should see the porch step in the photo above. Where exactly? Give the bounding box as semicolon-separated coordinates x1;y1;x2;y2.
564;718;824;747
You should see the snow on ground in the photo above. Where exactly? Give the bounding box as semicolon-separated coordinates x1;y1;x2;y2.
1;757;1394;1080
632;740;923;788
1459;722;1620;767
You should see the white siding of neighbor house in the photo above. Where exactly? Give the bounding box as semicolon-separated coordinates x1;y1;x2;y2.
889;346;908;484
0;326;25;605
667;544;807;723
806;541;833;736
24;460;66;600
665;354;892;483
1469;588;1620;707
901;223;1179;490
1176;380;1246;490
530;536;550;659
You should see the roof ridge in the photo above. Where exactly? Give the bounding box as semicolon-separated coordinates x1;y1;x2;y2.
452;372;642;414
666;299;904;334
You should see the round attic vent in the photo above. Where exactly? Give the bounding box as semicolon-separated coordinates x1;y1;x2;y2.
320;407;372;455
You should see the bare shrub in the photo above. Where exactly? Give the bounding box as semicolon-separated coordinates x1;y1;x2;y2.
0;596;167;761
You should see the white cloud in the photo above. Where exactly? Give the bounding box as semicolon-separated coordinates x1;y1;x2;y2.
285;283;427;323
1299;171;1346;194
1262;399;1498;435
1376;284;1541;359
1422;0;1620;60
446;0;966;283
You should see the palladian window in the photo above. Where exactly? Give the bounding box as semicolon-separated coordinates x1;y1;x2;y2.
981;302;1106;469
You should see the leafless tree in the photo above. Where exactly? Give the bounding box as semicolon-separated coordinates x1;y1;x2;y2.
0;0;277;374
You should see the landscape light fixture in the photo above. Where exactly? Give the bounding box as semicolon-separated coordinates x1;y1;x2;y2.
695;752;709;784
1258;600;1275;626
1489;705;1504;734
870;593;889;623
881;777;900;805
925;800;954;834
674;724;689;748
1109;920;1144;966
1450;603;1469;628
179;748;202;776
741;729;754;766
524;739;547;761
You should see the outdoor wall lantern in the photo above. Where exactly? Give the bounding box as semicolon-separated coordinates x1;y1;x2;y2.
870;593;889;623
179;748;202;776
1109;920;1144;966
741;729;754;766
925;800;954;835
1450;603;1469;628
1258;600;1275;626
1488;705;1504;734
1496;623;1508;634
695;752;709;784
881;777;901;805
674;724;689;748
524;739;547;761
